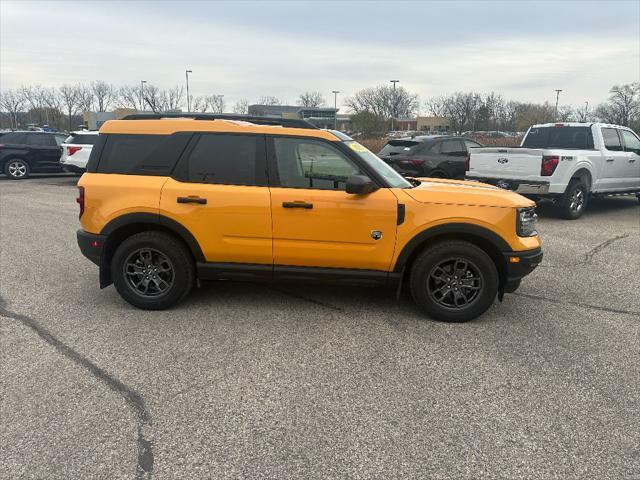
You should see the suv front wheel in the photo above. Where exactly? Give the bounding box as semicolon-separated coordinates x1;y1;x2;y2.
111;231;195;310
409;241;499;322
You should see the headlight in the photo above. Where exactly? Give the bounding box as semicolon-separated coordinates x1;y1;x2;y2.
517;207;538;237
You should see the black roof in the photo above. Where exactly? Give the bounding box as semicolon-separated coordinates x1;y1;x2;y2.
122;113;318;130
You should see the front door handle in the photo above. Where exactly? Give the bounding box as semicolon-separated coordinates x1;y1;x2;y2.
177;196;207;205
282;201;313;209
606;158;614;162
630;158;636;163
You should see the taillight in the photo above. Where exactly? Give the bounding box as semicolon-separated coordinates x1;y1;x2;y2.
541;155;559;176
464;153;471;172
399;158;424;166
68;146;82;156
76;186;85;219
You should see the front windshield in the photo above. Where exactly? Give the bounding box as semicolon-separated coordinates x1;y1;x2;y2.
345;141;412;189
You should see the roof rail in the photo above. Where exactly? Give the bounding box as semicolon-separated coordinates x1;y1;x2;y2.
121;112;319;129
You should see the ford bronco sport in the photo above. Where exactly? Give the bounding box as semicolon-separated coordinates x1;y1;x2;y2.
77;113;542;322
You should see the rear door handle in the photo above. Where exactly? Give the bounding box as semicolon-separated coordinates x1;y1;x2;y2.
630;158;636;162
282;201;313;209
177;196;207;204
606;158;614;162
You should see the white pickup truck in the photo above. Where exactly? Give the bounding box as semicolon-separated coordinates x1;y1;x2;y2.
466;123;640;218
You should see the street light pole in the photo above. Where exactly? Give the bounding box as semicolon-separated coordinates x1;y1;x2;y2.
554;89;562;118
390;80;399;131
140;80;147;111
332;90;339;130
185;70;192;112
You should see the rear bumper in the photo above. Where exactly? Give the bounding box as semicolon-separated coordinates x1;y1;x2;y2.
77;229;105;266
503;247;543;283
467;177;550;195
62;164;85;174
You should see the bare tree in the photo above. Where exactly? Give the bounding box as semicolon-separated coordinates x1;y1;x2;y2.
117;85;141;110
202;95;224;113
91;81;115;112
162;86;185;111
257;95;282;106
41;88;63;129
575;103;593;122
346;85;419;119
59;84;81;130
423;95;448;117
77;84;95;113
595;83;640;126
0;89;26;129
233;98;249;114
21;85;48;125
191;96;208;112
556;105;574;122
142;84;162;112
297;91;325;107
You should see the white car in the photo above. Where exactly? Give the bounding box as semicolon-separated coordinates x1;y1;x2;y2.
60;131;99;174
466;122;640;218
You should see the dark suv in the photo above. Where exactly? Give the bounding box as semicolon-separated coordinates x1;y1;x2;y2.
0;131;68;179
378;135;482;179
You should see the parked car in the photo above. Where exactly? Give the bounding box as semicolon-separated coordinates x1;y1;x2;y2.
466;122;640;219
76;113;542;322
60;131;99;174
378;135;483;179
0;131;67;179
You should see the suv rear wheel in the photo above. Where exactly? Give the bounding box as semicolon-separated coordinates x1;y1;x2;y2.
409;241;498;322
111;231;194;310
4;159;30;179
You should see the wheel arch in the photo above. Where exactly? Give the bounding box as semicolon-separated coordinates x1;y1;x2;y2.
98;213;204;288
570;167;593;191
394;223;511;287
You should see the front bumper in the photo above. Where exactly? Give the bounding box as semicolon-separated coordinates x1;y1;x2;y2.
77;229;105;266
503;247;543;283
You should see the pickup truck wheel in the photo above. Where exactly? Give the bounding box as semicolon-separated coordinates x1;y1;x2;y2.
4;159;30;179
410;241;498;322
559;179;589;219
111;231;194;310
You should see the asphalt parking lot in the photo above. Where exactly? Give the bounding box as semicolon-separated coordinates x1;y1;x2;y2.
1;175;639;480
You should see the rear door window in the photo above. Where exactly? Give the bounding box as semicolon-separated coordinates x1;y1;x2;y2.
378;140;420;157
620;130;640;153
523;126;594;149
440;140;465;156
602;128;623;152
28;134;56;146
185;134;261;186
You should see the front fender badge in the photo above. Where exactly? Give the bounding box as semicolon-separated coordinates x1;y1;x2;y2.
371;230;383;240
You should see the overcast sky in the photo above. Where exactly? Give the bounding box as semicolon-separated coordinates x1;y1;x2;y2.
1;0;638;110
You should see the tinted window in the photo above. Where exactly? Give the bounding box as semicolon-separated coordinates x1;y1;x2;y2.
274;137;361;190
429;142;442;154
620;130;640;153
98;134;168;174
440;140;465;155
602;128;623;151
186;134;258;185
378;140;420;157
523;126;594;149
28;134;56;146
0;132;27;144
68;134;97;145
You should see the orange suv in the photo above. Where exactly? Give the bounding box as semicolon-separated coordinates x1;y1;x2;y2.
77;114;542;322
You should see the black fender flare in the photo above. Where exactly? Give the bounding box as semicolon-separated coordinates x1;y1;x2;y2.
393;222;512;273
98;213;205;288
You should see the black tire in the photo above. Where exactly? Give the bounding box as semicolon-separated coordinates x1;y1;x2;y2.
111;231;194;310
558;179;589;219
4;158;30;179
409;241;499;322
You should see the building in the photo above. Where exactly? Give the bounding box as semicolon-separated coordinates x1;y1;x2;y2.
248;104;338;129
416;116;451;132
83;108;137;130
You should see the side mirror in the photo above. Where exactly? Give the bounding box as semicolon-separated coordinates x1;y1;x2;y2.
346;175;377;195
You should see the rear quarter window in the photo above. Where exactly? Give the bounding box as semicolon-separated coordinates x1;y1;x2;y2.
96;134;191;175
379;140;420;156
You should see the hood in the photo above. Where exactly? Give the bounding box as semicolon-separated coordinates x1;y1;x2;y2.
403;178;535;208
